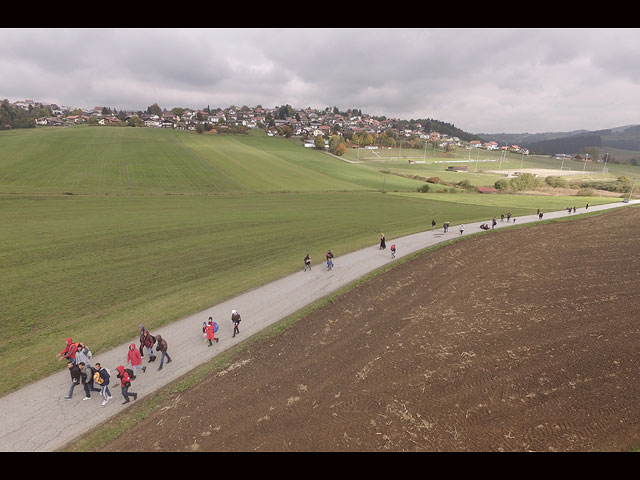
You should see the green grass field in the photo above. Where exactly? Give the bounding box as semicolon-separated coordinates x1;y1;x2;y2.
0;127;421;194
0;126;627;395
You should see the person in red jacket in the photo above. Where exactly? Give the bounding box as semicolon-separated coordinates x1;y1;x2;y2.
205;318;219;347
115;365;138;405
56;338;79;363
126;343;146;378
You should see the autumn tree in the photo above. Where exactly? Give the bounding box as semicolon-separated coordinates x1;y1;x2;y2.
329;134;344;154
280;125;292;138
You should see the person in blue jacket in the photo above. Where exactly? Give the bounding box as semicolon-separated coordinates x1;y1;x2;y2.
93;362;112;407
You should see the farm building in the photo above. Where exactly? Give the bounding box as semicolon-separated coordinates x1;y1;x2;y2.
447;165;468;172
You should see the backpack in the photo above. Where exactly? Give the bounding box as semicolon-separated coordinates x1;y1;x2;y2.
125;368;135;379
80;345;92;359
213;322;219;333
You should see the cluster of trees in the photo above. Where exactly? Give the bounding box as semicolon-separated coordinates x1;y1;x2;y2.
312;134;346;155
403;118;482;143
576;176;633;193
494;173;543;192
276;104;296;120
0;100;52;129
545;175;632;193
331;106;363;117
351;129;435;149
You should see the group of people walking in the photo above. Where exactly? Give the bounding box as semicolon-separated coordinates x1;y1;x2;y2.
303;251;335;271
201;310;242;344
303;203;592;276
57;326;172;407
303;233;396;274
59;309;246;407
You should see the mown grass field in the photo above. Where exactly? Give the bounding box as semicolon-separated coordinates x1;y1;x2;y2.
0;126;626;395
0;127;421;194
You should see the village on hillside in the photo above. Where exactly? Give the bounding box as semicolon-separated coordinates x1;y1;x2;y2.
4;98;552;158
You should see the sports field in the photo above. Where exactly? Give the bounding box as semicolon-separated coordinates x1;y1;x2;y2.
343;145;640;187
0;126;626;395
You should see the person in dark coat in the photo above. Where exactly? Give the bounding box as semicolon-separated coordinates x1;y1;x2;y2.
93;362;112;406
379;233;386;250
155;335;172;370
232;310;242;338
65;361;81;399
326;250;334;270
138;324;146;358
142;330;156;362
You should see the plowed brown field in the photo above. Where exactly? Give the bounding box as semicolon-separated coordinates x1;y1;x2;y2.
101;206;640;452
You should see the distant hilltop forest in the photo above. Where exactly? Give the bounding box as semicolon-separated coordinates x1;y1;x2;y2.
479;125;640;165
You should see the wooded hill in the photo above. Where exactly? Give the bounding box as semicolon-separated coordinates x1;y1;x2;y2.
480;125;640;158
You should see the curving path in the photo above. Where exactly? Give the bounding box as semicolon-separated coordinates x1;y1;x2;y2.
0;199;638;451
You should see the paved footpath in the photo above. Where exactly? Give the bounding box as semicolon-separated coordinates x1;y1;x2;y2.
1;200;637;451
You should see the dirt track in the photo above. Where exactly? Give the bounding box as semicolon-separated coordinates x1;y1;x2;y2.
101;207;640;452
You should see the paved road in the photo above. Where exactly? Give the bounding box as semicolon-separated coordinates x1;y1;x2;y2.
1;200;637;451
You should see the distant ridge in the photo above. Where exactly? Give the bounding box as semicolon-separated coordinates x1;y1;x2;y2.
477;125;640;155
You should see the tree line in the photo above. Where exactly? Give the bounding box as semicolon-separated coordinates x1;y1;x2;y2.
0;100;52;129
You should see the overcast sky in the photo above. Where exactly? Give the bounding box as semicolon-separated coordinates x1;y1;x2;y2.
2;28;639;134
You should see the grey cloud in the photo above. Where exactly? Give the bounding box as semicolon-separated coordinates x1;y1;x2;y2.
2;28;640;132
